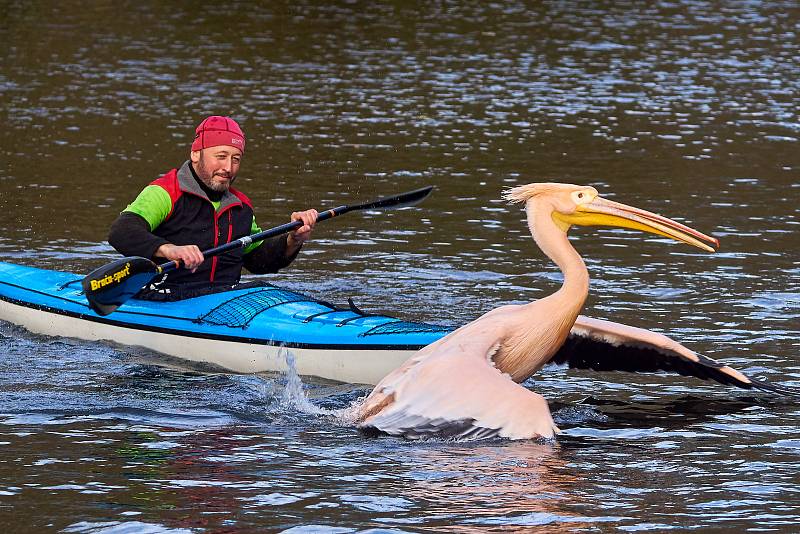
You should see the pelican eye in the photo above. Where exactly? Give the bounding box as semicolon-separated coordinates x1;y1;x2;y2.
572;190;593;205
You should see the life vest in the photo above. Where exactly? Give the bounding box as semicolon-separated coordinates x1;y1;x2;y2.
149;162;255;288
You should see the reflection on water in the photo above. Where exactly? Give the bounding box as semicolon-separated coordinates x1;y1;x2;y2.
1;1;799;531
2;321;799;531
395;443;602;531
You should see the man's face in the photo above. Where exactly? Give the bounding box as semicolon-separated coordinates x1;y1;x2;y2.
190;146;243;192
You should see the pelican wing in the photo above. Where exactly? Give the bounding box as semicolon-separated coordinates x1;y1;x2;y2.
358;342;559;441
548;315;798;396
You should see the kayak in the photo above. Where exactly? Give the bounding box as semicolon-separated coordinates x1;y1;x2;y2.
0;261;453;384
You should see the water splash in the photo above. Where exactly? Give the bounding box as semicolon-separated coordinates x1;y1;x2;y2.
277;348;337;417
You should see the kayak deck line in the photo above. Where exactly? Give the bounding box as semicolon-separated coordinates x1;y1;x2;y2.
301;309;340;323
57;278;84;291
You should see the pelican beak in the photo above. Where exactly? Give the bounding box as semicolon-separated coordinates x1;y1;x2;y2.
553;196;719;252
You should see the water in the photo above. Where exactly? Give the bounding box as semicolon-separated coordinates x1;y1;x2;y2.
2;1;799;531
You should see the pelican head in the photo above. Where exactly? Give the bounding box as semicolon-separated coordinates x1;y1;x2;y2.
503;183;719;252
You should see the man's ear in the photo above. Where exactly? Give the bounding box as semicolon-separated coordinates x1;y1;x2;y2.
190;150;201;163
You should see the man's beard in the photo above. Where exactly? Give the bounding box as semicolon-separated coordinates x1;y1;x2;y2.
196;158;235;192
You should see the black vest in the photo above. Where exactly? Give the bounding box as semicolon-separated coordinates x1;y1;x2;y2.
150;161;255;289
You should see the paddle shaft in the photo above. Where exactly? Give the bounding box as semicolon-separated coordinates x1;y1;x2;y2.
155;185;433;273
82;185;433;316
157;205;349;273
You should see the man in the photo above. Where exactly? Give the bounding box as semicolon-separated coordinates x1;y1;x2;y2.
108;115;318;300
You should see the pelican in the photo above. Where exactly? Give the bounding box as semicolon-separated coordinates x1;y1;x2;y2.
356;183;796;441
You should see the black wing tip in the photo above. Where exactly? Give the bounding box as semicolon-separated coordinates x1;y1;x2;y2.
359;416;501;441
748;377;800;399
553;332;800;399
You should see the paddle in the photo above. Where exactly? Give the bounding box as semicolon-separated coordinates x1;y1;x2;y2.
82;186;434;316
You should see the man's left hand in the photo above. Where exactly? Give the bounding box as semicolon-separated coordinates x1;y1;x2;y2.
287;209;318;253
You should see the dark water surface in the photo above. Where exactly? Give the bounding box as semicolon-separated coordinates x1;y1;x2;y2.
2;1;799;532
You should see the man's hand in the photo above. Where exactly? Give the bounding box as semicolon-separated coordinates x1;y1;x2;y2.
156;243;205;272
286;209;319;254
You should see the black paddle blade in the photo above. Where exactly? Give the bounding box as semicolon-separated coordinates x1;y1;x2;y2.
82;257;160;316
351;186;434;211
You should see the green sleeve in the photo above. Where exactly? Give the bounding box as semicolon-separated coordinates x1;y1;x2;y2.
122;185;173;231
243;215;264;254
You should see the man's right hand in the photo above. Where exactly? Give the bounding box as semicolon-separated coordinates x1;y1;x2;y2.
156;244;205;272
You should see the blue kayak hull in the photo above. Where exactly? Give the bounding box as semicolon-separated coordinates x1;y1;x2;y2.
0;262;452;384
